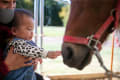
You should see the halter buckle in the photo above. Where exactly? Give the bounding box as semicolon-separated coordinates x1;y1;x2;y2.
87;35;101;50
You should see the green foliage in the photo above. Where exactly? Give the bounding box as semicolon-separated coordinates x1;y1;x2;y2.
16;0;34;12
44;0;64;26
59;5;70;26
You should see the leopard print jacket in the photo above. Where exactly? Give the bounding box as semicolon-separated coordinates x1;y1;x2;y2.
7;39;48;58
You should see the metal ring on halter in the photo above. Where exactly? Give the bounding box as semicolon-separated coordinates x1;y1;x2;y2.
87;35;101;50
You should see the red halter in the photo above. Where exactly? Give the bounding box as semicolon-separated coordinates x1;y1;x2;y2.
64;0;120;51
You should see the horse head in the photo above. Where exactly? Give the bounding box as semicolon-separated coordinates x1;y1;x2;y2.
62;0;119;70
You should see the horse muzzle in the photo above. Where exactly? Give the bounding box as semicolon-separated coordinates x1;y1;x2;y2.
62;42;93;70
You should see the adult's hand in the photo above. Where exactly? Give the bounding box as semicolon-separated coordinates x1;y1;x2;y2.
33;58;42;70
4;47;33;71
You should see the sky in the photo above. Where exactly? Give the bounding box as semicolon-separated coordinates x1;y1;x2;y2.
63;0;70;1
62;0;71;3
54;0;71;4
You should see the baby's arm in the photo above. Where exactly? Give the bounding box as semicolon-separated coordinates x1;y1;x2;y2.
47;51;61;59
8;40;48;58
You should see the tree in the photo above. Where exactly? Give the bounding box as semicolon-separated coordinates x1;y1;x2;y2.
16;0;64;26
16;0;34;12
44;0;65;26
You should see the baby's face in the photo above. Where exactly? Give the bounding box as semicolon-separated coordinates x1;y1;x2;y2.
14;15;34;40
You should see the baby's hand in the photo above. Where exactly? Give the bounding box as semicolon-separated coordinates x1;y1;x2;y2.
47;51;61;59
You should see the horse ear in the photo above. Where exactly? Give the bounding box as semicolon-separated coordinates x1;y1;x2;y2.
11;27;17;36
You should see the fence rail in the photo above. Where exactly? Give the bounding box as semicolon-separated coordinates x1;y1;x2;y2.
48;72;120;80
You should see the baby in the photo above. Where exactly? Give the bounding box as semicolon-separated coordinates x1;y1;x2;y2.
7;9;61;59
4;9;60;80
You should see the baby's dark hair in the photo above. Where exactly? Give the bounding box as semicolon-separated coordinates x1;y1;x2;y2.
12;8;33;27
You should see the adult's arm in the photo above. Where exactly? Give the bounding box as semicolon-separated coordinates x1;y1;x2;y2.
0;25;12;80
0;49;9;80
0;47;34;80
4;47;34;71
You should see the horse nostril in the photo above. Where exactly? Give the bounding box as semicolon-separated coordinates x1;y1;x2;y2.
65;47;73;59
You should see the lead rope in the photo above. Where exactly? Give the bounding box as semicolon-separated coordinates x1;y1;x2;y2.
92;44;120;79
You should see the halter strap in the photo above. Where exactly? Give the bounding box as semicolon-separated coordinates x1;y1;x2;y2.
64;0;120;50
94;0;120;40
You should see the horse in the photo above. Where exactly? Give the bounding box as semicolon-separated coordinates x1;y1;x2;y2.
62;0;120;72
